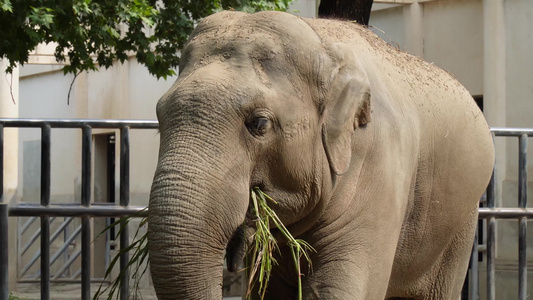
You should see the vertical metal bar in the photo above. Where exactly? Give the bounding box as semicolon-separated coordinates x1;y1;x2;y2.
518;134;528;300
40;125;51;300
105;217;110;272
0;125;8;300
81;125;92;300
64;218;71;277
486;134;496;300
471;226;479;300
519;134;528;207
0;124;4;204
487;217;496;300
120;127;130;300
0;203;8;300
0;126;6;300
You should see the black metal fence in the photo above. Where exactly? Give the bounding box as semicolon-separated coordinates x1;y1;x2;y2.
0;119;531;300
472;128;532;300
0;119;156;300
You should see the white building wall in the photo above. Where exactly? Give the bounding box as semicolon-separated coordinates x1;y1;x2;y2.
505;0;533;164
0;59;20;291
497;1;533;297
423;0;484;96
370;4;406;50
18;70;81;202
18;58;176;206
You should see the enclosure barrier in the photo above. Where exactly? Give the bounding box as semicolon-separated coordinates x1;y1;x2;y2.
470;128;532;300
0;120;531;300
0;119;156;300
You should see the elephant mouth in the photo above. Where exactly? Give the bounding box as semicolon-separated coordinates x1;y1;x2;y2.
226;224;248;272
225;199;253;272
225;195;260;272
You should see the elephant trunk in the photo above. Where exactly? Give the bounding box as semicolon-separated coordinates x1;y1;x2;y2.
147;132;249;299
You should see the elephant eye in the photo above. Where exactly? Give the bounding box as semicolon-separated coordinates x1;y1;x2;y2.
246;116;271;136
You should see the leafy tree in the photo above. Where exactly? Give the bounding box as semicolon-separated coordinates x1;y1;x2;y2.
0;0;294;79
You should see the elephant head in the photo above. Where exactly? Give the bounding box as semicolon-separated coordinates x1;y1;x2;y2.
147;11;371;299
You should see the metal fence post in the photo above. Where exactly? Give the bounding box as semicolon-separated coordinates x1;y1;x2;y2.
0;203;8;300
81;125;92;300
0;124;6;300
518;134;528;300
120;126;130;300
486;132;496;300
0;124;4;203
40;124;51;300
470;227;479;300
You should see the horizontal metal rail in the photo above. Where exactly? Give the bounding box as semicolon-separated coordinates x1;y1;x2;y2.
8;205;147;218
0;118;158;129
479;208;533;219
491;127;533;136
7;205;533;219
18;278;109;284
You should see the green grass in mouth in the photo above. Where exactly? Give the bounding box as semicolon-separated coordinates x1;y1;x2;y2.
247;187;314;300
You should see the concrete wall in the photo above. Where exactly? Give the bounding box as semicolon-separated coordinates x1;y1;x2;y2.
371;0;484;95
18;59;174;207
370;5;406;51
289;0;317;17
0;60;20;291
497;1;533;297
423;0;484;96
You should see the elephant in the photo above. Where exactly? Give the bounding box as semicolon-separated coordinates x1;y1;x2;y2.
147;10;495;300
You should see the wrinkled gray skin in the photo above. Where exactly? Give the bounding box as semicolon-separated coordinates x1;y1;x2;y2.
148;11;495;300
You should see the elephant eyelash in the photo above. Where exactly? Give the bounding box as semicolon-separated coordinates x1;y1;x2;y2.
245;115;273;137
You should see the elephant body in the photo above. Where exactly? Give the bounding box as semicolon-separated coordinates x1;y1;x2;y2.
148;11;495;300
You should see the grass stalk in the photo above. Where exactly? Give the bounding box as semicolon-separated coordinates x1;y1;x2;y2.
93;208;148;300
247;187;315;300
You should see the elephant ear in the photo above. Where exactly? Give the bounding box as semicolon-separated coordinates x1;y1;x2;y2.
322;48;371;176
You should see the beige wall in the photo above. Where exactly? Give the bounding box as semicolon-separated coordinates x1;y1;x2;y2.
423;0;484;95
289;0;317;17
18;58;174;206
371;0;484;95
504;0;533;175
370;5;406;50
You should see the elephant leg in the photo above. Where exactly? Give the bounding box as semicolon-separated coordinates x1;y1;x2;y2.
302;257;394;300
419;208;478;300
301;230;401;300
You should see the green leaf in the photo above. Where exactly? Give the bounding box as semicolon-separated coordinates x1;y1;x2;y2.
1;0;12;12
